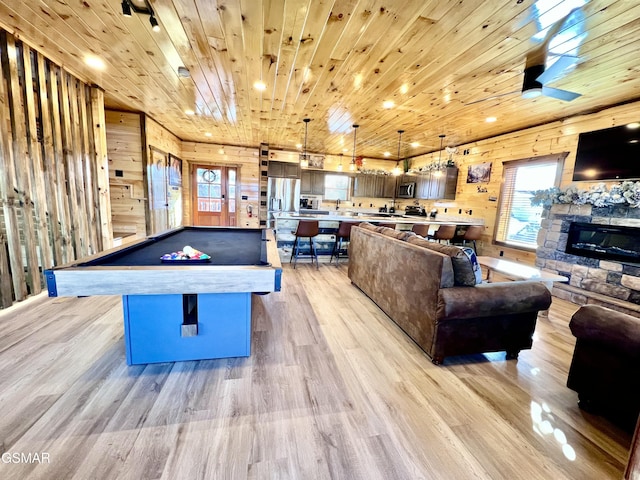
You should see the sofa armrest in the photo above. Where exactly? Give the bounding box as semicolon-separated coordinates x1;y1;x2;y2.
570;305;640;356
437;282;551;321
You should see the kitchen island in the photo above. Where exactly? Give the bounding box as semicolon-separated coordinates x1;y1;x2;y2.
274;211;484;255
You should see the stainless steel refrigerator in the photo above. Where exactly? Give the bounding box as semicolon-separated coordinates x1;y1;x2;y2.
267;177;300;227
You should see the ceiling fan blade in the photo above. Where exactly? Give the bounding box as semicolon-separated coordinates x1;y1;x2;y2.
536;55;579;85
465;90;519;105
542;86;581;101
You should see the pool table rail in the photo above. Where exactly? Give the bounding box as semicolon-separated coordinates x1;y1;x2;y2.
45;227;282;297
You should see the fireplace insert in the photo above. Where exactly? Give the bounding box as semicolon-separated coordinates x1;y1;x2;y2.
566;222;640;263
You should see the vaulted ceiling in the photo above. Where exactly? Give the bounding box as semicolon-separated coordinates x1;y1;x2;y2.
1;0;639;159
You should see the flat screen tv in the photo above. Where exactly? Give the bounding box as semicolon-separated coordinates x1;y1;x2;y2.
572;122;640;181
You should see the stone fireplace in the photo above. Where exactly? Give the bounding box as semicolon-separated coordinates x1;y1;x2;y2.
536;203;640;315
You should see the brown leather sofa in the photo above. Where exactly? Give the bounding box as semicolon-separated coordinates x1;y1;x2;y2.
348;223;552;365
567;305;640;431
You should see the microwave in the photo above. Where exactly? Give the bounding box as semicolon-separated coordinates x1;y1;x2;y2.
397;182;415;198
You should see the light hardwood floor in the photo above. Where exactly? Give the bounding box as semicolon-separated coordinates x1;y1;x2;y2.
0;263;633;479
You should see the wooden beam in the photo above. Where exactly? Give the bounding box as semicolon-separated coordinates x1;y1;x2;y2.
78;83;99;254
36;54;64;266
4;34;42;295
58;70;83;258
48;65;73;264
67;75;90;257
22;43;55;272
91;87;113;251
0;32;24;304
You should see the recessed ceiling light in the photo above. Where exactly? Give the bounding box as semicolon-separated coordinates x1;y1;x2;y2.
383;151;391;157
218;148;225;154
383;100;395;109
411;142;420;147
486;116;497;123
296;143;302;149
253;80;266;91
626;122;640;129
342;148;349;152
185;109;195;115
204;132;212;137
84;55;106;70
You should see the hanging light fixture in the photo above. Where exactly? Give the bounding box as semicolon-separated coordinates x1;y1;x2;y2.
434;134;446;177
300;118;310;168
392;130;404;176
337;153;343;171
350;124;359;171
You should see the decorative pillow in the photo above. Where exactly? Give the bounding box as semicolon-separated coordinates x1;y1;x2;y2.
458;246;483;285
406;237;482;286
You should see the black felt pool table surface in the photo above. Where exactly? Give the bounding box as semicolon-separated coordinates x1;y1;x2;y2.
82;228;266;266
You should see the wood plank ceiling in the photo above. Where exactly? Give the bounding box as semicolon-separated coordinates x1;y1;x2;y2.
1;0;639;160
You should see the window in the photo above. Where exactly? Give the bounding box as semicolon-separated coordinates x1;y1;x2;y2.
495;153;566;249
324;174;350;201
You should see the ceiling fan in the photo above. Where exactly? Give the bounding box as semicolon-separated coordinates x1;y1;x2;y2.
467;8;583;105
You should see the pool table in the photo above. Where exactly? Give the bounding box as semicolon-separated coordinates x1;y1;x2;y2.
45;227;282;365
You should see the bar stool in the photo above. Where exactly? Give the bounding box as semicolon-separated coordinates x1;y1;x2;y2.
290;220;319;269
378;222;396;229
428;224;456;244
457;225;483;253
411;223;430;237
330;221;358;264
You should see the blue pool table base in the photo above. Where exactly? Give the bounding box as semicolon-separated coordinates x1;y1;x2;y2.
122;292;251;365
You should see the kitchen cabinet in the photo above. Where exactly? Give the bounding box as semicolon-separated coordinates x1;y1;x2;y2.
433;167;458;200
414;167;458;200
301;170;325;194
353;174;397;198
268;161;300;178
381;176;398;198
353;175;375;197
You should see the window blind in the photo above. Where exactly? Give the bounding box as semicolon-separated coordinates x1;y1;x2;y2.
495;153;566;248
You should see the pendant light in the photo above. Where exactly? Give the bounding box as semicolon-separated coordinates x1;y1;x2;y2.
337;153;343;171
350;124;359;171
392;130;404;176
300;118;310;168
434;134;445;177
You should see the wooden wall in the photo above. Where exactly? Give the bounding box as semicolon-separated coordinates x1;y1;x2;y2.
408;101;640;262
106;111;184;238
181;143;261;228
0;31;110;308
105;111;147;239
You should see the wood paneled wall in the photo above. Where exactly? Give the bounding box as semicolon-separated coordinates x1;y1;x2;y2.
181;143;260;228
105;111;147;239
409;100;640;262
106;112;184;238
0;31;110;308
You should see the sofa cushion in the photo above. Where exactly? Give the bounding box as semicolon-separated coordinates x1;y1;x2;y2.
357;222;378;231
406;237;482;286
380;229;416;241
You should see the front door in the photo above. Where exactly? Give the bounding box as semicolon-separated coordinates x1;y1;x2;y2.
192;165;237;226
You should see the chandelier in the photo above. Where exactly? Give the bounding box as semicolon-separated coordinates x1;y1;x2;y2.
350;124;359;171
392;130;404;176
300;118;310;168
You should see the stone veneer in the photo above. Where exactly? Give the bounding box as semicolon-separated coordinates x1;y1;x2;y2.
535;203;640;313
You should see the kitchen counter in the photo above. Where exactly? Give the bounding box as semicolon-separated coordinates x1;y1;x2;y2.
279;212;484;225
273;212;484;255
